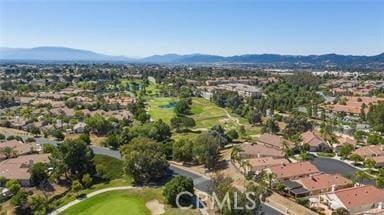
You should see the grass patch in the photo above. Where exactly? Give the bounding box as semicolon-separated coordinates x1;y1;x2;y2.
147;97;262;138
60;188;198;215
93;154;124;180
147;97;178;123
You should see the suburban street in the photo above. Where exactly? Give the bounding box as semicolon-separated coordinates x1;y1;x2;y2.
90;146;283;215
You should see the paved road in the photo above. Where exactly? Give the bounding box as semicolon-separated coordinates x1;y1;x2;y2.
90;146;282;214
311;156;375;185
28;137;282;215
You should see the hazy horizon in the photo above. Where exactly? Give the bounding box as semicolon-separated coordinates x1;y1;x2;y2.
1;0;383;57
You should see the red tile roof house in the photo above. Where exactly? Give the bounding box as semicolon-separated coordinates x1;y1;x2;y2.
0;154;50;186
301;131;330;152
268;161;320;181
322;185;384;214
257;133;296;150
0;140;40;160
246;157;289;174
353;145;384;158
239;143;284;159
372;156;384;168
295;173;352;196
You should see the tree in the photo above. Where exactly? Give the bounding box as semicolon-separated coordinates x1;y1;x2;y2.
262;118;279;134
353;130;365;144
248;111;262;125
367;104;384;132
226;129;239;142
30;162;48;186
367;133;384;145
82;173;93;188
50;138;95;180
376;176;384;188
338;144;353;159
79;133;91;145
192;132;220;170
282;141;293;159
174;99;191;116
71;180;84;196
96;164;107;180
170;116;195;132
103;133;120;149
173;138;193;162
85;113;112;135
0;146;16;159
163;176;194;207
349;153;363;165
51;129;64;140
320;122;336;144
211;173;261;215
30;195;49;215
10;190;28;207
353;171;370;184
6;180;21;194
364;158;376;171
121;137;169;184
230;145;243;165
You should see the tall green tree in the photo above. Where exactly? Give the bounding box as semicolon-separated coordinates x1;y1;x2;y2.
121;137;169;184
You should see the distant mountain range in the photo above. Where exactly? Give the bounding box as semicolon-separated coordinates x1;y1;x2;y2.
1;46;383;67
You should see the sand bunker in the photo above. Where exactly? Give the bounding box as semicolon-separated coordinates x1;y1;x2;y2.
146;199;165;215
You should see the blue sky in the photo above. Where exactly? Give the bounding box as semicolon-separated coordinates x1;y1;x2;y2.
0;0;383;57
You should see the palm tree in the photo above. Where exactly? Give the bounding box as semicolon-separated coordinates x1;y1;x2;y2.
230;145;243;165
320;122;334;143
240;160;252;187
263;172;276;189
240;160;251;174
282;141;293;159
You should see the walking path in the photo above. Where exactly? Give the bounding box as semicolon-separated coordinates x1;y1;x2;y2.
49;186;135;215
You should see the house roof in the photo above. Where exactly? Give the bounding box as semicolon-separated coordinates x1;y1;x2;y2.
296;173;352;192
0;140;38;159
247;157;289;171
240;144;284;158
332;185;384;210
257;133;294;149
354;145;384;158
372;156;384;164
301;131;325;147
269;161;320;179
0;154;50;180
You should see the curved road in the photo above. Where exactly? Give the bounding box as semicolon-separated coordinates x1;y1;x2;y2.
90;146;282;215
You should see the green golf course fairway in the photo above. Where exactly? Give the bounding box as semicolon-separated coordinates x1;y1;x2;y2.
61;191;150;215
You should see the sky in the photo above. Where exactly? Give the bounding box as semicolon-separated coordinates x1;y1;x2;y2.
0;0;383;57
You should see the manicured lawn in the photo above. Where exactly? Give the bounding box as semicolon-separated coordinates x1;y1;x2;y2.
147;97;261;138
61;190;150;215
147;97;178;123
54;155;131;208
60;188;198;215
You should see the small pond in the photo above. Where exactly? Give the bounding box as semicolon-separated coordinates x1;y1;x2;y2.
159;102;176;109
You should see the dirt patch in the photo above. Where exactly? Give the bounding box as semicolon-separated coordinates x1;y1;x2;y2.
146;199;165;215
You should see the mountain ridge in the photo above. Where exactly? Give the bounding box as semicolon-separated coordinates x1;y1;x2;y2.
1;46;383;66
